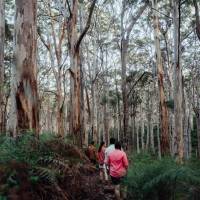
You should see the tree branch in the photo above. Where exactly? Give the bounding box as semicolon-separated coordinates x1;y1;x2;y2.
68;68;75;79
127;72;146;98
126;1;149;40
66;0;72;16
37;29;50;51
75;0;97;52
151;7;173;19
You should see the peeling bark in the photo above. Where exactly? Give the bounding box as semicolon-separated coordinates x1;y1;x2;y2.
9;0;39;137
152;0;170;155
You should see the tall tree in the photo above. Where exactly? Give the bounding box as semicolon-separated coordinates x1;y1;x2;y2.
9;0;39;137
193;0;200;41
173;0;184;163
0;0;5;133
151;0;170;155
193;0;200;158
67;0;97;147
120;0;148;142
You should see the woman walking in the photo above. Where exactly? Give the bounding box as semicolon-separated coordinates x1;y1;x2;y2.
98;141;106;181
106;142;128;200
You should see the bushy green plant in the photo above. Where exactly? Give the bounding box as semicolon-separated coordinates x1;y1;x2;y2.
125;154;200;200
0;133;90;199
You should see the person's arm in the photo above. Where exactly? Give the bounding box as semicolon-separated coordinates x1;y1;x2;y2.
123;153;129;169
106;155;111;172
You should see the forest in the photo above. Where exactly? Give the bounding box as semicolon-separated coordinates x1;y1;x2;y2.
0;0;200;199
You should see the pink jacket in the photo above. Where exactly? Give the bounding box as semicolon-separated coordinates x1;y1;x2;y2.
98;147;105;164
107;149;128;178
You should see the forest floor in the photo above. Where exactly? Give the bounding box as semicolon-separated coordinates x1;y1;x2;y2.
2;134;200;199
79;171;115;200
0;134;116;200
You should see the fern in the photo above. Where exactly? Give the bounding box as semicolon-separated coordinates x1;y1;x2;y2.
37;157;70;172
126;154;200;200
31;167;57;185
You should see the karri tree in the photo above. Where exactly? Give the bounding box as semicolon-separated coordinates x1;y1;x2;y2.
9;0;39;137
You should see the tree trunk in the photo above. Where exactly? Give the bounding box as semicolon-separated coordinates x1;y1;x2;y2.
152;0;170;155
189;113;193;158
56;77;64;137
68;0;96;147
67;0;82;147
69;51;83;147
141;121;145;151
96;85;101;143
136;124;140;154
103;103;109;146
183;87;190;159
170;113;175;156
9;0;39;137
115;70;121;141
193;0;200;41
131;115;135;150
157;124;161;160
121;39;129;143
195;109;200;158
146;86;151;151
150;122;155;153
88;50;97;143
0;0;5;133
146;122;150;151
173;0;184;163
120;1;148;144
47;96;51;132
91;83;97;142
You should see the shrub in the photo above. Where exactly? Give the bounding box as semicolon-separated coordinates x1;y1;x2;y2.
125;153;200;200
0;133;93;200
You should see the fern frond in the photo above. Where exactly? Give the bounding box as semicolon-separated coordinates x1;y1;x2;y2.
31;167;56;185
37;157;70;172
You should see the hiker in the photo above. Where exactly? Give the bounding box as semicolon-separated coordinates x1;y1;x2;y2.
87;141;97;165
104;137;116;180
97;141;106;181
106;141;128;200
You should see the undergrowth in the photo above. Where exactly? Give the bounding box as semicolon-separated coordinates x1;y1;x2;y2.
126;153;200;200
0;133;95;200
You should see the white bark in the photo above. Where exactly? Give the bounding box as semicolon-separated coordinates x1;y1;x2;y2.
136;124;140;154
173;0;184;163
150;122;155;153
141;121;145;150
157;124;161;159
0;0;5;133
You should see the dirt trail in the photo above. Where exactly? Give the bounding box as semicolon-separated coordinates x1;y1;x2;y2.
80;172;115;200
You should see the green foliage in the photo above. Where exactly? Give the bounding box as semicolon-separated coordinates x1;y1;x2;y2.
125;154;200;200
0;133;89;199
